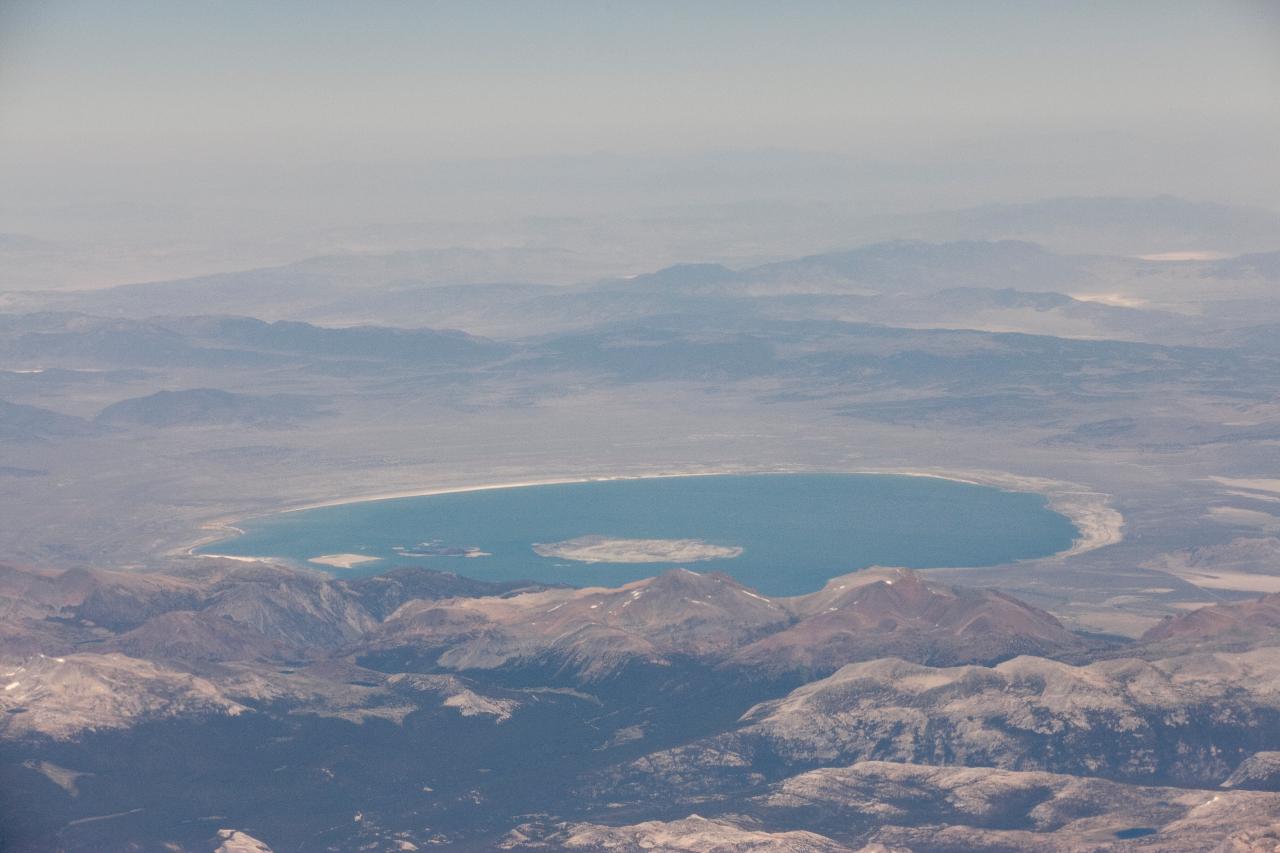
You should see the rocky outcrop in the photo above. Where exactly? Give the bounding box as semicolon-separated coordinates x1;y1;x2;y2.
215;829;274;853
759;761;1280;848
558;762;1280;852
558;815;856;852
1224;751;1280;791
597;649;1280;799
0;653;247;739
0;650;538;739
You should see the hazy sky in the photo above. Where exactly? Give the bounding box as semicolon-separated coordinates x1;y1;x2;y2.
1;1;1278;230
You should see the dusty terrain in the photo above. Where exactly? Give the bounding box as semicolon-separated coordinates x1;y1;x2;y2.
3;200;1280;850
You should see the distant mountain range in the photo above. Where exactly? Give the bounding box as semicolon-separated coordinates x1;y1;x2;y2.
4;195;1277;293
96;389;330;428
8;231;1278;344
0;398;96;442
4;301;1279;456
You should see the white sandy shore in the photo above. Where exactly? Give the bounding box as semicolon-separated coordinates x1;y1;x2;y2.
1160;568;1280;594
1209;476;1280;497
278;470;749;514
184;466;1123;567
196;554;263;564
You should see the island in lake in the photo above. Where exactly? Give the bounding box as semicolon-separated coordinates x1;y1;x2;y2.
532;535;744;564
392;540;491;558
308;553;381;569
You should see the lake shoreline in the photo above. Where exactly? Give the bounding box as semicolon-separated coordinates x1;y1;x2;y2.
186;467;1122;568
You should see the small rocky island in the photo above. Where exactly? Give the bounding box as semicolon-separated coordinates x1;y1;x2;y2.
531;535;744;564
393;541;491;558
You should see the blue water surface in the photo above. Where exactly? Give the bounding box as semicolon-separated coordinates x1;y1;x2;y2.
199;473;1077;596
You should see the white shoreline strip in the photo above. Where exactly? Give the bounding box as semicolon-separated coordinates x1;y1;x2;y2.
849;467;1124;558
279;471;742;514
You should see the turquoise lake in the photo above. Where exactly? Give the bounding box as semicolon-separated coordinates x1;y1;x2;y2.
199;473;1078;596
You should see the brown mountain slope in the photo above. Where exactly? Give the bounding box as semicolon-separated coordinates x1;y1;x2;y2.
364;567;1085;679
1142;592;1280;646
1;560;1089;678
733;567;1082;673
366;568;792;677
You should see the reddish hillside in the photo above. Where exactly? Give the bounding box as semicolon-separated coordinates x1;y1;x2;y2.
1142;592;1280;645
732;567;1081;673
